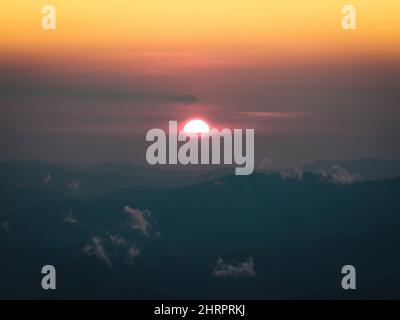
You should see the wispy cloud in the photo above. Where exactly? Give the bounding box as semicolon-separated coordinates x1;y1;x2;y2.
280;168;303;180
110;235;125;246
212;180;224;187
234;111;304;118
1;221;10;234
212;256;256;278
83;237;112;266
126;245;141;265
124;205;152;237
63;209;78;224
321;165;361;184
69;179;81;191
43;172;52;184
15;182;24;189
127;246;140;258
0;81;198;105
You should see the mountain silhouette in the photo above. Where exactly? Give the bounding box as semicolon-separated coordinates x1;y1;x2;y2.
1;160;400;299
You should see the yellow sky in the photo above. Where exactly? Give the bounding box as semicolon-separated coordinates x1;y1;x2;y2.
1;0;400;60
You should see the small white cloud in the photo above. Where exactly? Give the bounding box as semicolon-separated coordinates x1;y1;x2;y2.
212;179;224;187
123;205;152;237
15;182;24;189
127;245;140;258
212;256;256;278
69;179;81;191
126;245;141;265
63;209;78;224
83;236;112;266
1;221;10;234
322;165;361;184
43;172;52;184
110;235;125;246
280;168;303;180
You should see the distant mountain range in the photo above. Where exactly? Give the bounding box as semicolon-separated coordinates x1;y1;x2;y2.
1;159;400;299
1;157;399;196
0;159;232;203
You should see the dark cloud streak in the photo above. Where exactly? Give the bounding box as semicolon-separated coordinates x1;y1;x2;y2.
0;84;197;104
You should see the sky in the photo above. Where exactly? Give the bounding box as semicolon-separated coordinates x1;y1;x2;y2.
0;0;400;168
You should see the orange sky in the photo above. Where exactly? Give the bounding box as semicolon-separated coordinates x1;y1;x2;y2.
1;1;400;166
1;0;400;65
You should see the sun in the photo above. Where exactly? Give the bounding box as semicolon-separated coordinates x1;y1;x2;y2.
183;119;210;134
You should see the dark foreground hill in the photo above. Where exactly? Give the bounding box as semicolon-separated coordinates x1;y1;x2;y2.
1;167;400;299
